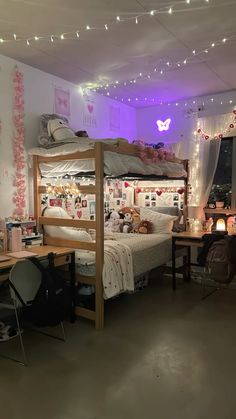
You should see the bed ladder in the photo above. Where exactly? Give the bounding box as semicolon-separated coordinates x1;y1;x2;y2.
33;142;105;330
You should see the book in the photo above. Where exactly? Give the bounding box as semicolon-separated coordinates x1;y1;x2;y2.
7;251;38;259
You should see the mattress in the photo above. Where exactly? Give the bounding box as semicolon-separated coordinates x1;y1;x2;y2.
75;233;172;278
28;140;187;178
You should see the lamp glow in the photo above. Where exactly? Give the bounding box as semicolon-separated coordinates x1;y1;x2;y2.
216;218;226;231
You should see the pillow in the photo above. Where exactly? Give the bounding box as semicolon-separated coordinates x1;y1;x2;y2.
47;118;76;142
43;206;92;242
140;207;177;234
38;114;71;146
150;206;180;217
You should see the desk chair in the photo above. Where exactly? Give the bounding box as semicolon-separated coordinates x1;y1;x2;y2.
1;259;65;366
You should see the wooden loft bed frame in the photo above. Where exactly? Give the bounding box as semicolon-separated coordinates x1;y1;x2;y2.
33;141;189;330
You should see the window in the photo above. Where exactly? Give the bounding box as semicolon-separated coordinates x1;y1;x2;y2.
208;137;236;208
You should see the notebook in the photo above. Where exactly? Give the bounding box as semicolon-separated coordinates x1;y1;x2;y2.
7;251;38;259
0;255;11;262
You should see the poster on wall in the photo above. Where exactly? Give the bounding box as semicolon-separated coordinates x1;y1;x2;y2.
83;93;97;128
54;87;71;117
109;106;120;132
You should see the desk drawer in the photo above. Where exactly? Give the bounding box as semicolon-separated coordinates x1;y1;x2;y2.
54;254;71;267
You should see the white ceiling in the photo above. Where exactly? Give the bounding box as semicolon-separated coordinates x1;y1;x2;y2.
0;0;236;107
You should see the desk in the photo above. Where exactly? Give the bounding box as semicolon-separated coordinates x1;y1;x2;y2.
172;232;208;291
0;245;75;321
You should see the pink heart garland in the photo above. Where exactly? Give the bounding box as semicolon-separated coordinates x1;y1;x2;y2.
77;210;82;219
87;104;93;114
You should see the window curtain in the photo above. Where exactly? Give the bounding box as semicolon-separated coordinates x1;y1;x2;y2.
172;113;234;215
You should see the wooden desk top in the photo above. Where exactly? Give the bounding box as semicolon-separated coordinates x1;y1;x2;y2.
0;245;74;270
173;231;211;240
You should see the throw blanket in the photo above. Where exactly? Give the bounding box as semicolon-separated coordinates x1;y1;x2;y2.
103;240;134;299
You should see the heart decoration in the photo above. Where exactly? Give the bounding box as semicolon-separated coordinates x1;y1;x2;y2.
230;123;234;129
177;188;185;195
135;188;141;193
197;128;202;133
77;210;82;219
204;135;209;140
124;181;130;188
156;190;162;196
87;104;93;114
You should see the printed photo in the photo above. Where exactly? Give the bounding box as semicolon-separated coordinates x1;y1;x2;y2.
116;199;120;206
145;194;150;200
89;201;96;215
145;200;150;207
151;194;156;201
173;194;179;202
49;198;62;207
122;193;127;200
90;215;95;221
151;201;156;207
82;199;87;208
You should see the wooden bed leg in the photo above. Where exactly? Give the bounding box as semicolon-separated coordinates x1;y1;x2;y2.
95;285;104;330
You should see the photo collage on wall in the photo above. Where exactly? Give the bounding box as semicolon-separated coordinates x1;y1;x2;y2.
104;180;133;213
48;194;96;220
138;191;183;209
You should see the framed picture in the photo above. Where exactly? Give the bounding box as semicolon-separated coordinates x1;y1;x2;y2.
54;87;70;116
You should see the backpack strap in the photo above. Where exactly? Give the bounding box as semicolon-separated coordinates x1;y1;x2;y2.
8;281;27;307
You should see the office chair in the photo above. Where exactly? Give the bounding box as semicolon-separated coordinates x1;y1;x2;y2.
0;258;65;366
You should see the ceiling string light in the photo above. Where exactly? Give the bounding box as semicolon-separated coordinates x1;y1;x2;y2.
91;33;236;93
0;0;218;45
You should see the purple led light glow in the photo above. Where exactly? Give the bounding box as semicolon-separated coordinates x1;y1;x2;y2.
156;118;171;132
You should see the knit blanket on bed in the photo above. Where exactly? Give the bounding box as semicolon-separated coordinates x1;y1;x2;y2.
103;240;134;299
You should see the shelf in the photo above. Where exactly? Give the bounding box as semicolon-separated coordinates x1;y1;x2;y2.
204;208;236;215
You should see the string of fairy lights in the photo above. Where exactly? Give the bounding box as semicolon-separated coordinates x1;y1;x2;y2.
0;0;223;45
90;34;236;96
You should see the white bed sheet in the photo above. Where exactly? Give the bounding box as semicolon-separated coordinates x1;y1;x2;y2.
28;140;187;178
75;233;172;278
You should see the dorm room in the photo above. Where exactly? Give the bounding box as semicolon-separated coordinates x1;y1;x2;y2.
1;1;236;417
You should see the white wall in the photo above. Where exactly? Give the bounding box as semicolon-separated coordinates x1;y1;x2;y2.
136;91;236;158
0;54;136;217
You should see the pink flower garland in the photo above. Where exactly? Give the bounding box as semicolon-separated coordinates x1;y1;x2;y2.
12;66;26;216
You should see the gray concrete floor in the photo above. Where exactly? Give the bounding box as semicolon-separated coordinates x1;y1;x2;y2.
1;275;236;419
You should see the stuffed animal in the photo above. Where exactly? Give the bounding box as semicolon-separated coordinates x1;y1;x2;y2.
131;212;141;233
47;118;77;142
120;212;133;233
137;220;153;234
105;210;123;233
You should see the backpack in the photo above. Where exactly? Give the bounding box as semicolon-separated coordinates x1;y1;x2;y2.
11;253;71;327
206;237;236;284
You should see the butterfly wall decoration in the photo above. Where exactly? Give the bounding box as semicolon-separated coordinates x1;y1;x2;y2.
156;118;171;132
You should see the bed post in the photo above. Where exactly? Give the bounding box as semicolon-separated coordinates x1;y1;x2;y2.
95;142;104;329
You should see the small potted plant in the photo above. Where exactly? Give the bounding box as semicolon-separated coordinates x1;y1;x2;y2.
214;189;225;209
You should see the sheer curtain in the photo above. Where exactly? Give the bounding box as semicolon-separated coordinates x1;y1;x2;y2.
172;113;233;214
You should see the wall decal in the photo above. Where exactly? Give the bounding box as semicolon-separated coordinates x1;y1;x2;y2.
156;118;171;132
54;87;71;116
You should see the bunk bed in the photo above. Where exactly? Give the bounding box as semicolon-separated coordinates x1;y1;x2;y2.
31;140;189;329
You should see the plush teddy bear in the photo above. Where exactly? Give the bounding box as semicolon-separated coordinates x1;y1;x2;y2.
47;118;77;142
137;220;153;234
105;210;123;233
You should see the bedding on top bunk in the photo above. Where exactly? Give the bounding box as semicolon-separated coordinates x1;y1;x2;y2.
28;139;187;178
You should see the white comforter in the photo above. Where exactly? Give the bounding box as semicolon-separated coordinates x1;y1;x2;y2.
103;240;134;299
28;139;187;178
